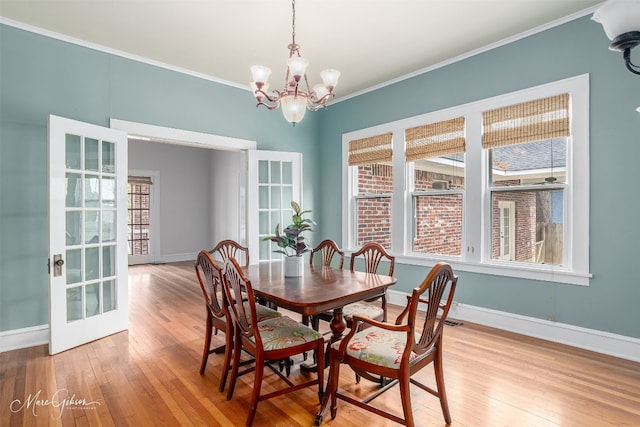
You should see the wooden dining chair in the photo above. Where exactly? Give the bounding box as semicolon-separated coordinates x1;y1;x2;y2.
305;239;345;330
315;262;458;427
309;239;345;269
344;242;395;323
222;257;325;426
209;239;250;267
194;250;280;392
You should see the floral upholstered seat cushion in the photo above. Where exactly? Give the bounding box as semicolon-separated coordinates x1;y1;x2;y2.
254;316;323;351
342;301;384;320
331;326;420;368
252;303;282;322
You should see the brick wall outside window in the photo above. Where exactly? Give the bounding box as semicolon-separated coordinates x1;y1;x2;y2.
357;164;392;247
413;169;464;255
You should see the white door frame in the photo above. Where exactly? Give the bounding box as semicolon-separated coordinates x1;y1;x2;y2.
110;119;260;255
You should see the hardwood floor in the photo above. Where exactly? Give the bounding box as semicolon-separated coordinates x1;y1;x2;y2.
2;261;639;426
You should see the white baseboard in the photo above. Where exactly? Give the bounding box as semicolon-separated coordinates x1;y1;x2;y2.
4;292;640;363
387;290;640;363
0;324;48;353
156;252;198;263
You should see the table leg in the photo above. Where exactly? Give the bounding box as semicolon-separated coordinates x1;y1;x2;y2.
300;307;346;372
328;307;346;344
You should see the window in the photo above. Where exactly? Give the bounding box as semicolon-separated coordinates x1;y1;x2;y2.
484;94;570;267
127;176;151;257
348;133;393;249
406;117;466;257
343;75;590;285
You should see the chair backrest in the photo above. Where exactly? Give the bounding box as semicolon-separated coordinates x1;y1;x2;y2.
194;250;225;318
210;239;250;267
221;257;258;342
349;242;395;276
402;262;457;354
310;239;345;269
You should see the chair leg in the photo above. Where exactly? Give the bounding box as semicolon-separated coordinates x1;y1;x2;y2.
246;354;265;427
301;315;310;361
314;347;340;426
200;313;213;375
434;347;452;424
315;341;325;404
399;370;414;427
226;334;243;401
219;324;233;392
329;355;340;419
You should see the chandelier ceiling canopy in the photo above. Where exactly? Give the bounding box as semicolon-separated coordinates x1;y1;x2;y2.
250;0;340;125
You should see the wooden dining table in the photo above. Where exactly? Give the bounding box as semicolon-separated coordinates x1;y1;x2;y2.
244;261;397;352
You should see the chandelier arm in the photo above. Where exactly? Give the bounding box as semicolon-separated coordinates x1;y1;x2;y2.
623;49;640;75
310;93;335;105
256;100;281;110
254;89;282;104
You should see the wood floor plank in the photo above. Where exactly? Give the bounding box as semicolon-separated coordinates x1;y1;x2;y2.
2;260;639;426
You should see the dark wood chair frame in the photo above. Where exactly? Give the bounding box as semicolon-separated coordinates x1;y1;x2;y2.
194;250;233;392
305;240;345;330
314;242;395;330
348;242;395;323
222;257;326;426
315;262;458;427
309;239;345;270
209;239;250;267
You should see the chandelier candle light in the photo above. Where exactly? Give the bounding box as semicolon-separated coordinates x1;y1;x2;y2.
250;0;340;124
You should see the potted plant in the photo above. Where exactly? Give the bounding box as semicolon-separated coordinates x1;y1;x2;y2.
263;201;315;276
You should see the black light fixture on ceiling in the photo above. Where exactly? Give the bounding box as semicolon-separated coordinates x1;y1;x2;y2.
592;0;640;75
250;0;340;125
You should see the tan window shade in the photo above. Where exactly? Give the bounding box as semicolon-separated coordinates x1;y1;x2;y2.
348;133;393;166
128;176;153;185
405;117;466;162
482;93;570;149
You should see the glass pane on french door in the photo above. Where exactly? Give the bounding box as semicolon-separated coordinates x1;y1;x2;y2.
64;135;118;320
258;159;295;261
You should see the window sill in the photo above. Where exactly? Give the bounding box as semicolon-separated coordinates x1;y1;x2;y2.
394;254;591;286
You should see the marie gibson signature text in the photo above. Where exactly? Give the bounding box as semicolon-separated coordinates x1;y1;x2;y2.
10;388;101;418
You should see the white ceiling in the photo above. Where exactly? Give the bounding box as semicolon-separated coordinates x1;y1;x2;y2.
0;0;603;99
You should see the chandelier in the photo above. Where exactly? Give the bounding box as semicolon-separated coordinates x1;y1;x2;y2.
250;0;340;124
592;0;640;75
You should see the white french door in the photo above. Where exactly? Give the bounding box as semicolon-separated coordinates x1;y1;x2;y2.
247;150;302;263
498;200;515;261
48;115;129;354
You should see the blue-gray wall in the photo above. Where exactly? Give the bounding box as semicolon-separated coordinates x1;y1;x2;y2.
316;16;640;339
0;24;321;331
1;14;639;340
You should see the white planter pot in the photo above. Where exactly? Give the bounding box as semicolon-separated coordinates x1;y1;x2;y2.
284;255;304;277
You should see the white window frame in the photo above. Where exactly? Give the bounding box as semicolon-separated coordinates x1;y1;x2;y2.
342;74;590;286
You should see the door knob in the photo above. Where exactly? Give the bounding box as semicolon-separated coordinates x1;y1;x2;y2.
53;254;64;277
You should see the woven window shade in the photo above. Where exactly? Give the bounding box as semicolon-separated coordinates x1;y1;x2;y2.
348;133;393;166
128;176;153;185
405;117;466;162
482;93;570;149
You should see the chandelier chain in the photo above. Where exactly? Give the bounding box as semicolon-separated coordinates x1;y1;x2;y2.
291;0;296;46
